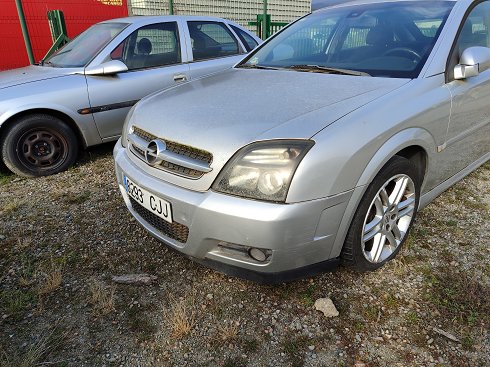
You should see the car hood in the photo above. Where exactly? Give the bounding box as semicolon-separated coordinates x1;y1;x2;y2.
131;68;409;191
0;65;78;89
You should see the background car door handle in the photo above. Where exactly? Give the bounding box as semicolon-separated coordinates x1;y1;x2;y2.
173;74;187;82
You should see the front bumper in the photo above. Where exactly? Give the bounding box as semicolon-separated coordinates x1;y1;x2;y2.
114;140;352;282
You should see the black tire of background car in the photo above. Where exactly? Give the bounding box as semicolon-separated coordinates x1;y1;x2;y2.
1;114;78;177
341;155;421;272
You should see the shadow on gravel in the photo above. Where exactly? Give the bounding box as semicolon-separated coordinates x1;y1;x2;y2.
76;141;117;167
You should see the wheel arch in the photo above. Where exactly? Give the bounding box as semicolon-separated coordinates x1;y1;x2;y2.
0;108;87;149
328;127;434;259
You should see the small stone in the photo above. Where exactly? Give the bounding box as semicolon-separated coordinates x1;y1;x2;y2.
314;298;339;318
308;345;315;351
427;338;434;345
373;337;384;342
206;293;213;300
0;235;6;240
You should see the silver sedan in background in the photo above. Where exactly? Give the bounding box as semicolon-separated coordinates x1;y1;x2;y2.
0;16;260;177
114;0;489;282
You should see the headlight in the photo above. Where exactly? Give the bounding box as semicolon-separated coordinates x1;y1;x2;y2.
121;105;137;148
212;140;314;202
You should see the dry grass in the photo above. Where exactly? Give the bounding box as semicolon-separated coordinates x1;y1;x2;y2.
163;295;196;339
88;279;115;315
37;261;63;296
216;321;240;343
0;326;67;367
1;199;22;215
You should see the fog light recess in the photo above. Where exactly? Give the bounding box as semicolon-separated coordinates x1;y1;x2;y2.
249;247;268;262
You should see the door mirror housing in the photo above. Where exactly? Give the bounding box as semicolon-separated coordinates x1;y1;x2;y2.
454;46;490;80
84;60;128;76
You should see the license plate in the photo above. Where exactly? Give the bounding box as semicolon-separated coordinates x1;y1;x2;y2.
123;175;172;223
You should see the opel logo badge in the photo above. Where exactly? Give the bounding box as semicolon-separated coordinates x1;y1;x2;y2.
145;139;167;166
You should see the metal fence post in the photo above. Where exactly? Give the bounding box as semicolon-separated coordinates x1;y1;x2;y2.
15;0;35;64
169;0;174;15
262;0;268;40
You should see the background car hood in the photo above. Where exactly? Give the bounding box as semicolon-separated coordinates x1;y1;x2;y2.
131;68;409;191
0;65;77;89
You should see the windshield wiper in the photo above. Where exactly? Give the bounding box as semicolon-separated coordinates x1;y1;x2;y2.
287;65;371;76
236;64;280;70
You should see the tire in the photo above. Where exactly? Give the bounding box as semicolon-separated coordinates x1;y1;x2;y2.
341;155;421;272
1;114;79;177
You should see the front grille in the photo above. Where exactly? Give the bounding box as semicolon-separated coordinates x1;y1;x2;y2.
129;197;189;243
130;126;212;179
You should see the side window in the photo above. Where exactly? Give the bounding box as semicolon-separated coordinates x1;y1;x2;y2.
111;22;181;70
230;24;258;52
188;21;239;61
457;1;490;56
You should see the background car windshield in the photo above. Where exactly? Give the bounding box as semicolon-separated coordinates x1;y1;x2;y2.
45;22;128;68
242;1;454;78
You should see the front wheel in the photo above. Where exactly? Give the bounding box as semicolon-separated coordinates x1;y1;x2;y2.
341;156;421;272
1;114;79;177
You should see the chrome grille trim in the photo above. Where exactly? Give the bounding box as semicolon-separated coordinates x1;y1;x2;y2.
128;126;213;179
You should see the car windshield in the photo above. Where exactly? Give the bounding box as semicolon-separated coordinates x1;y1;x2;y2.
44;22;128;68
239;1;454;78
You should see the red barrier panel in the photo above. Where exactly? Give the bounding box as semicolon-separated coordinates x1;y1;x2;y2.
0;0;128;71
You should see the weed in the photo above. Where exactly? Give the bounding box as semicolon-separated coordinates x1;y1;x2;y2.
425;268;489;327
215;321;240;343
299;284;316;307
361;305;379;323
0;289;36;320
88;279;115;315
461;335;475;351
0;171;13;186
163;295;195;339
223;357;247;367
281;333;309;367
0;325;68;367
62;191;91;204
126;303;157;341
1;199;22;215
405;312;420;324
37;260;63;296
383;293;401;309
240;337;259;353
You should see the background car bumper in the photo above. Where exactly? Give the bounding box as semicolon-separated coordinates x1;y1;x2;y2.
114;140;352;281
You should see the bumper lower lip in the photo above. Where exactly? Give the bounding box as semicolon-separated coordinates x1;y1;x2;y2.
113;139;352;279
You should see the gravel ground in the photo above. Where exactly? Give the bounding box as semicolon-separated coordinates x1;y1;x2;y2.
0;144;488;367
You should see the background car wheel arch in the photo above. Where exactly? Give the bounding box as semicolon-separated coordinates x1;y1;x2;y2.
0;108;86;149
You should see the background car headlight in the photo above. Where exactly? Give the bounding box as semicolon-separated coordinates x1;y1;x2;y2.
121;105;136;148
212;140;314;202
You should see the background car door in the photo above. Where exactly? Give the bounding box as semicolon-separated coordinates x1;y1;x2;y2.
185;20;248;78
445;1;490;177
85;21;189;140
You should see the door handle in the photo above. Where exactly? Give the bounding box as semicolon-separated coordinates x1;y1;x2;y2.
173;74;187;82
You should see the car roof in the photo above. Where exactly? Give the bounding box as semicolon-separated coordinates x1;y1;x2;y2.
100;15;240;26
312;0;457;12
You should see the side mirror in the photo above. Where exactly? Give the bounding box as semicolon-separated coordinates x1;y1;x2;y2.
454;46;490;80
84;60;128;76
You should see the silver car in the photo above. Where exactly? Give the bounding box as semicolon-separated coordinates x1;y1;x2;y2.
0;16;260;177
114;0;490;282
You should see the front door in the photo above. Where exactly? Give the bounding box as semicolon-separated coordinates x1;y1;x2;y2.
86;21;189;140
445;1;490;178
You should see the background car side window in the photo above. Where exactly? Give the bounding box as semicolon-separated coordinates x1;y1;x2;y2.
230;24;258;52
457;1;490;55
111;22;181;70
188;21;239;60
